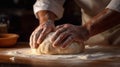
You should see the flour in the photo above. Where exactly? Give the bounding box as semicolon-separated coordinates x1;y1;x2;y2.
1;45;120;61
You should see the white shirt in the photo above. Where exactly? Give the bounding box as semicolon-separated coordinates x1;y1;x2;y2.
33;0;120;24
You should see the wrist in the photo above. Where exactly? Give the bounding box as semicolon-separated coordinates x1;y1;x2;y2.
40;19;54;25
81;26;90;41
37;10;57;24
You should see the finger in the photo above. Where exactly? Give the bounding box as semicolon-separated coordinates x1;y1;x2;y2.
29;31;37;48
51;27;67;42
52;31;70;47
37;27;51;44
62;36;74;48
32;29;42;48
56;25;64;30
29;33;34;48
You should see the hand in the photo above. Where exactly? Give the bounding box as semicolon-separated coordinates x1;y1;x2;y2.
29;20;55;48
52;24;89;48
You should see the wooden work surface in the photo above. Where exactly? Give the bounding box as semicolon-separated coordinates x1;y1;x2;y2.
0;42;120;67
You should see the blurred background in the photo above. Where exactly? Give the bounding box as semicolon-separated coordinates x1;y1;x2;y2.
0;0;82;42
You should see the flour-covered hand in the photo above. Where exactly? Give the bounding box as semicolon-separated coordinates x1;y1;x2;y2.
30;20;55;48
52;24;90;48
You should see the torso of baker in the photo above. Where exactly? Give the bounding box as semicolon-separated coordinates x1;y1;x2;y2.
75;0;111;24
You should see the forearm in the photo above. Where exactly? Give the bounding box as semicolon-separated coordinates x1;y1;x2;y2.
37;10;57;24
84;8;120;37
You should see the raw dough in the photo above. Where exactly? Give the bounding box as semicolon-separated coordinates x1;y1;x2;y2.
32;32;85;55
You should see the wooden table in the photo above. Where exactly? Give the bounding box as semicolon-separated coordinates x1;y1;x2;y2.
0;42;120;67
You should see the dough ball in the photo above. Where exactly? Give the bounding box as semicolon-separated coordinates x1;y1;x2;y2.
32;32;85;55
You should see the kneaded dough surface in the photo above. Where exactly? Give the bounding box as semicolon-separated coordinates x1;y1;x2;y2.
32;32;84;55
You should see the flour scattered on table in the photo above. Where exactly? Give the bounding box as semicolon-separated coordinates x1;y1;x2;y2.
1;45;120;60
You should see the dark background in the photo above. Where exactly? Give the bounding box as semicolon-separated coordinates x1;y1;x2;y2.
0;0;81;42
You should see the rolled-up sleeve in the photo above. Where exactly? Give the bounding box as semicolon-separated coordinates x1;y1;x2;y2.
33;0;65;20
106;0;120;12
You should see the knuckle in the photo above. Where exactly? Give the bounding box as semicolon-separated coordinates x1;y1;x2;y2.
64;24;71;27
69;36;74;40
61;32;66;37
59;35;64;39
56;29;61;33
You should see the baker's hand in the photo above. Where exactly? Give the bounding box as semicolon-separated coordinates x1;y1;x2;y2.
52;24;90;48
30;20;55;48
